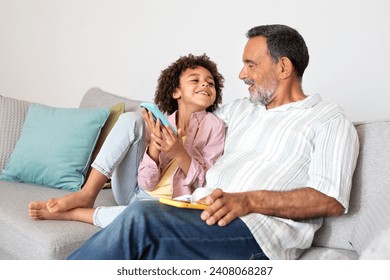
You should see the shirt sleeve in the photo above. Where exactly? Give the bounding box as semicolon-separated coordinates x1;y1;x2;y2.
307;116;359;211
137;147;161;191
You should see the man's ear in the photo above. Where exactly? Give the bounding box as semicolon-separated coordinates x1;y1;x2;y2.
278;57;294;80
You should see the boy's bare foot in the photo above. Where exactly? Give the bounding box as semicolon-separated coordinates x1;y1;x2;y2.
29;201;95;224
46;191;96;213
29;201;66;220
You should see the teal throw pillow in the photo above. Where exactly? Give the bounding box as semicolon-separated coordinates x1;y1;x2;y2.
0;104;109;191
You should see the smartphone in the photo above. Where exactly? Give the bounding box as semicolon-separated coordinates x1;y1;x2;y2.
159;198;207;210
140;102;177;135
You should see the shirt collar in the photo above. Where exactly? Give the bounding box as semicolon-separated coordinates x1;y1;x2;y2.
169;110;208;126
264;94;322;112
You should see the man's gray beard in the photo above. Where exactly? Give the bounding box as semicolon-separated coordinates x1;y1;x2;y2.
249;88;275;105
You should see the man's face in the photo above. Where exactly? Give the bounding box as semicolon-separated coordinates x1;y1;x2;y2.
239;36;279;105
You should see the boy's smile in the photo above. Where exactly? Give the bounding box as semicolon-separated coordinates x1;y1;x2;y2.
195;90;211;96
174;66;216;113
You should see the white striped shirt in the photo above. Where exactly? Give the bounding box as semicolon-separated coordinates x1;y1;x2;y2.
207;94;359;259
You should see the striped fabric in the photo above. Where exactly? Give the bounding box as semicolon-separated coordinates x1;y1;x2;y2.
207;94;359;259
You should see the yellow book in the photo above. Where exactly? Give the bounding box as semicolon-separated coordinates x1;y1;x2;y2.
159;197;207;210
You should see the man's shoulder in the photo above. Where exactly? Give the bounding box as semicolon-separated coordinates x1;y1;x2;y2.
213;98;254;123
309;99;356;133
217;98;252;113
204;111;226;127
311;96;350;120
226;97;252;106
316;98;342;110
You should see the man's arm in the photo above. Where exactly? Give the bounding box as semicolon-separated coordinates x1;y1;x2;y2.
200;188;344;227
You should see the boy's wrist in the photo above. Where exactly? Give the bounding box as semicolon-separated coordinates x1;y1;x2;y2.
147;145;160;163
174;151;192;175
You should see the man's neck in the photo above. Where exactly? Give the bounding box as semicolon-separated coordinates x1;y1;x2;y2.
266;82;306;110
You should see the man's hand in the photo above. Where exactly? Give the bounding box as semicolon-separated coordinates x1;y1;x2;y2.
200;189;251;227
200;187;345;226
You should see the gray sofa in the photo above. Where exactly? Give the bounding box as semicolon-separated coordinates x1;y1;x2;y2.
0;88;389;260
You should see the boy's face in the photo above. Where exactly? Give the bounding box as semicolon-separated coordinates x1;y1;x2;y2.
173;66;217;112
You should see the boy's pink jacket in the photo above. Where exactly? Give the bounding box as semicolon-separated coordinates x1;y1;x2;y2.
137;110;225;198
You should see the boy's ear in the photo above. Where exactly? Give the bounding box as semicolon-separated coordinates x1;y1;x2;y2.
172;88;181;99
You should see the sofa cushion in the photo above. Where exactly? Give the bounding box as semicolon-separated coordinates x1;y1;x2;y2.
0;104;109;191
352;183;390;258
0;95;31;171
312;119;390;251
0;180;116;259
299;246;358;260
359;228;390;259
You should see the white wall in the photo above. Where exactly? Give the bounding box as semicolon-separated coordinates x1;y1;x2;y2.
0;0;389;122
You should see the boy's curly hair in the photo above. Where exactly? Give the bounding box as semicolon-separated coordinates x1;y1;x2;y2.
154;54;224;114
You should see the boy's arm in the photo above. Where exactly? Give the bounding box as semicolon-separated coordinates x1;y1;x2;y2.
137;149;161;191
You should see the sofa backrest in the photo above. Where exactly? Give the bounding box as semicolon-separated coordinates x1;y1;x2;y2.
79;87;143;112
312;119;390;252
2;89;389;255
0;95;31;171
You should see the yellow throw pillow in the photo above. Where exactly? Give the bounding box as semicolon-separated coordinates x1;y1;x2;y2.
88;102;125;175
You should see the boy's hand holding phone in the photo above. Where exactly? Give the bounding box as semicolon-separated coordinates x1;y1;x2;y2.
140;102;177;135
141;102;183;164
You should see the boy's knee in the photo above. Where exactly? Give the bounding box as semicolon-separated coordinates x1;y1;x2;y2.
117;112;145;136
119;112;143;125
